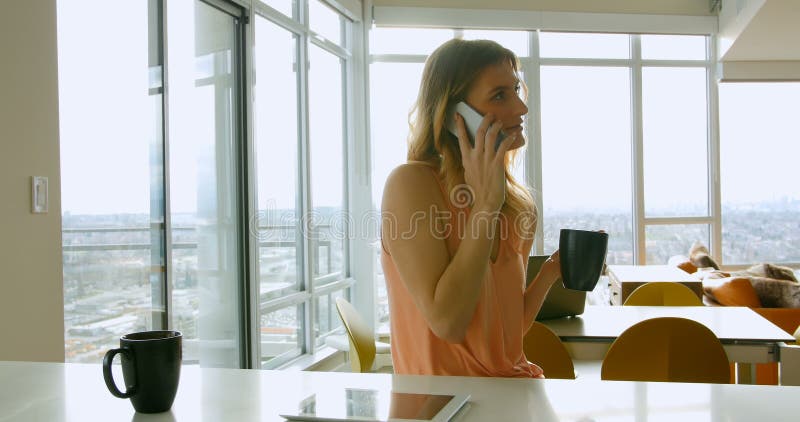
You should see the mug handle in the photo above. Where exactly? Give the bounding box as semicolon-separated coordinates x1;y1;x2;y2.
102;348;137;398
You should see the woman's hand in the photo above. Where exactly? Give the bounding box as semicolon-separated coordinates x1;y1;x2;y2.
541;250;562;287
454;112;515;213
523;249;562;328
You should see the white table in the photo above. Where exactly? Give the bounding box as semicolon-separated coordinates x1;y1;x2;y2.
606;265;703;305
2;361;800;421
540;305;800;384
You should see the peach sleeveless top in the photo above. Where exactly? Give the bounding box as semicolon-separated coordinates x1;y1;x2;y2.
381;162;541;377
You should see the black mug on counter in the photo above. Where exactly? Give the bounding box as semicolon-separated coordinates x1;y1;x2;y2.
559;229;608;291
102;330;182;413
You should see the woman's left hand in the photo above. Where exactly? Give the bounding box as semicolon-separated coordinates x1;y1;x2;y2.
541;250;561;286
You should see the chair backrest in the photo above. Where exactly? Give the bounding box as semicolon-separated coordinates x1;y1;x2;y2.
601;317;731;383
335;297;376;373
523;322;576;379
623;282;703;306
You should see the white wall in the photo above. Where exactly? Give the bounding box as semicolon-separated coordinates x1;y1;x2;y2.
0;0;65;362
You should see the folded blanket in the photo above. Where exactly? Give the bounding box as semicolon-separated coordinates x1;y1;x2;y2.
749;277;800;308
702;273;800;308
681;242;799;308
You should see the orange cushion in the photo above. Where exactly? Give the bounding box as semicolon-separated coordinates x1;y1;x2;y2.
704;277;762;308
677;261;697;274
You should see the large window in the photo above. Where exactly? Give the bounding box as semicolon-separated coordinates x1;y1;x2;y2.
59;0;354;368
166;0;246;367
58;0;164;363
252;16;304;364
540;65;632;263
60;0;247;366
253;1;353;368
719;83;800;265
639;36;711;264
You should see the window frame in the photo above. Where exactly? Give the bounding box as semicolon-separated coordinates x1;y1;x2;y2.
59;0;362;370
252;0;357;369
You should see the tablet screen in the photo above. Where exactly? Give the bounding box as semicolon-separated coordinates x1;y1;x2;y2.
282;388;469;422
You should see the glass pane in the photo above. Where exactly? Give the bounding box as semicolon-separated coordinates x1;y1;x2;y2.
167;0;243;367
261;305;304;367
369;62;424;208
254;18;301;301
309;0;342;46
719;83;800;264
645;224;710;265
369;62;424;324
539;32;629;59
642;67;708;217
314;290;345;347
641;34;706;61
540;66;633;264
370;27;453;55
58;0;163;363
463;30;528;57
309;45;345;283
267;0;295;20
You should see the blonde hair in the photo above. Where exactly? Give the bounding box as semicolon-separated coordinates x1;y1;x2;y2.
407;38;536;242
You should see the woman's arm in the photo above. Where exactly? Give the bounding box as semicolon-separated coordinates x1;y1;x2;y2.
382;114;513;344
523;251;561;330
382;165;499;344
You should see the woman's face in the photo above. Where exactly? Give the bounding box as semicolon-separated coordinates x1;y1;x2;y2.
464;60;528;150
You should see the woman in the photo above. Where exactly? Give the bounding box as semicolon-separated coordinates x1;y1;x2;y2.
380;39;562;377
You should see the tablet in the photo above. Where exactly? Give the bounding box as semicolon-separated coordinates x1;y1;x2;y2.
280;388;470;422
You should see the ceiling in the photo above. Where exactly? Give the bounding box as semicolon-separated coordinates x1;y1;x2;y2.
721;0;800;61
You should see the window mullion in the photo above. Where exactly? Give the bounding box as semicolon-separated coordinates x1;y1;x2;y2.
707;35;723;265
242;5;261;370
630;34;646;264
643;216;714;225
309;32;350;58
526;30;544;255
153;1;173;330
254;1;305;35
298;0;317;356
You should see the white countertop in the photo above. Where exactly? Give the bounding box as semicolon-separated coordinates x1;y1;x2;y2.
2;361;800;421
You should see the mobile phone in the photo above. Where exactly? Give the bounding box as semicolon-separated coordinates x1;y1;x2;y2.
446;101;506;150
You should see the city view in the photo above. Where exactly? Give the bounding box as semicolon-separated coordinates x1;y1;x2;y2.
62;210;345;364
63;201;799;362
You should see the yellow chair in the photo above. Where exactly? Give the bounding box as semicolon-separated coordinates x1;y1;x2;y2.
601;317;730;383
334;297;391;373
623;282;703;306
523;321;576;379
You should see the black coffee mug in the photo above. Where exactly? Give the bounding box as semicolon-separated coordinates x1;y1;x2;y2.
559;229;608;291
102;330;182;413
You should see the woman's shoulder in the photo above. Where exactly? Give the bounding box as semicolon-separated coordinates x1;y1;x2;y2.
385;161;439;187
383;162;443;206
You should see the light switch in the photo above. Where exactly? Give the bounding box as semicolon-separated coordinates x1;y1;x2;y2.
32;176;48;213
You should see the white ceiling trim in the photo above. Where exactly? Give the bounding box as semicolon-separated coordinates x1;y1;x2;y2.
718;60;800;82
373;6;717;35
